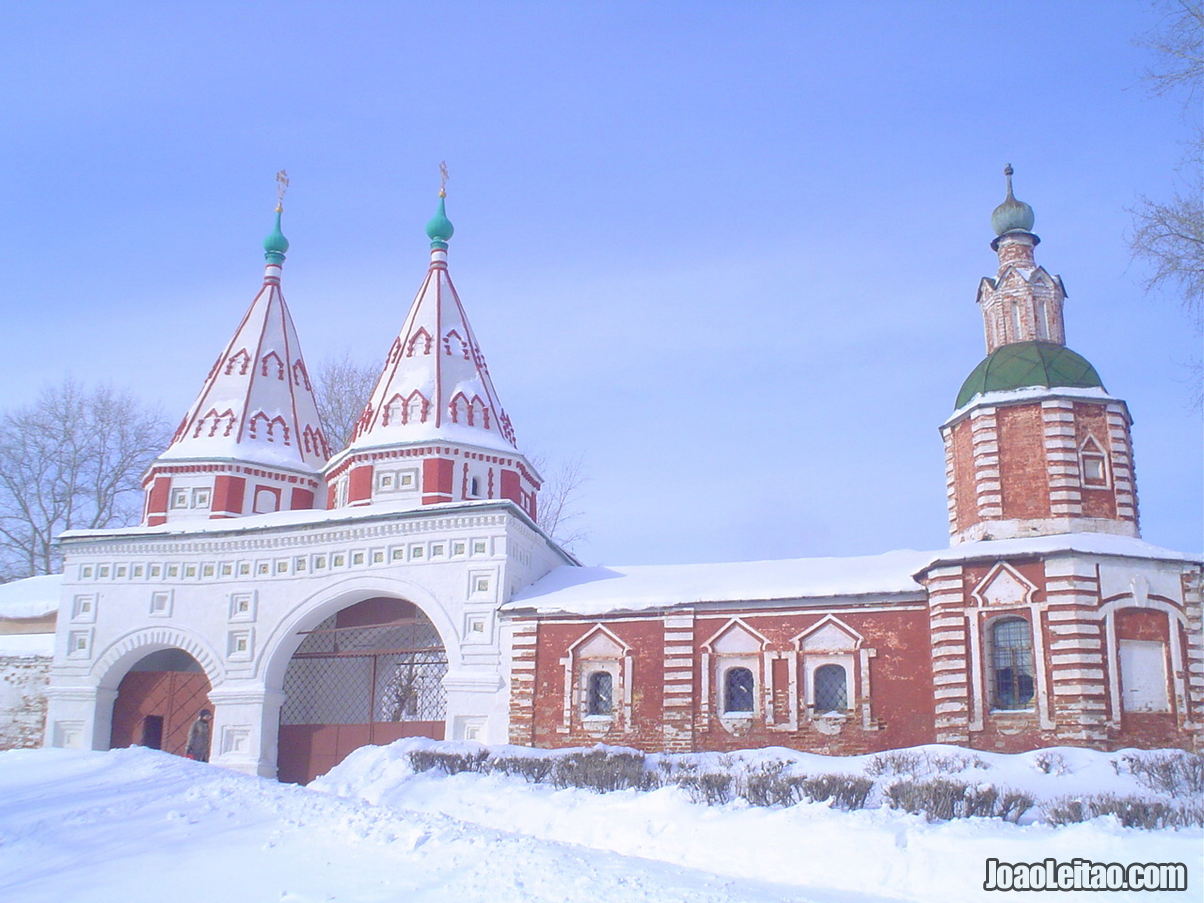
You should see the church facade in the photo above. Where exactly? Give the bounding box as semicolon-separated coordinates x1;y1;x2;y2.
43;171;1203;781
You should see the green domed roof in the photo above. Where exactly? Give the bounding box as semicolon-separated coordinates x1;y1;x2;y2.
263;208;289;263
955;341;1104;409
425;194;454;248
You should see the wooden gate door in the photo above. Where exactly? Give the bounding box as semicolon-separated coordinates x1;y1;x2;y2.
110;671;213;757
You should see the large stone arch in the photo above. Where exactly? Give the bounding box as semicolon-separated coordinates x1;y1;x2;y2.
262;575;459;783
257;574;462;691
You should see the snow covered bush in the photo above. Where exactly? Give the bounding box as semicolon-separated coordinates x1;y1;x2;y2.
406;748;489;775
1112;750;1204;796
1043;794;1204;829
800;774;874;811
549;748;658;792
884;778;1032;822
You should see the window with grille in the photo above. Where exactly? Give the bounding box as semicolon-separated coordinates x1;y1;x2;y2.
813;664;848;713
586;671;613;716
991;617;1035;710
724;667;755;714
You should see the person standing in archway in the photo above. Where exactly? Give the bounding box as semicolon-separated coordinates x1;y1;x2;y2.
185;709;212;762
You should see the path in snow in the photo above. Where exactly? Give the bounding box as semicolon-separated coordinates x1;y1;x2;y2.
0;748;896;903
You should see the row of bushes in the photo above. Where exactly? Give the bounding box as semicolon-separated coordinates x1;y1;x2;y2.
401;744;1204;829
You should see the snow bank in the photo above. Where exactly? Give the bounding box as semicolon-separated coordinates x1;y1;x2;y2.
313;739;1203;902
0;574;61;620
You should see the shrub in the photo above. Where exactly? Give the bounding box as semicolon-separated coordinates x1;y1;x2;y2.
884;778;1032;822
740;763;807;808
550;749;658;793
1033;751;1068;775
800;773;874;810
1044;794;1204;830
488;755;557;783
675;772;735;806
407;749;489;775
1115;751;1204;796
866;750;923;777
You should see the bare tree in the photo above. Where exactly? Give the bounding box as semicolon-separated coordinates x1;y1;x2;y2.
531;453;589;551
0;380;169;579
313;351;379;450
1131;1;1204;332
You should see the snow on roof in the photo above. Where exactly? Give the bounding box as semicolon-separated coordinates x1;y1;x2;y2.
0;574;62;619
507;533;1199;617
944;385;1117;425
58;498;561;549
931;533;1201;566
506;549;934;616
0;631;55;656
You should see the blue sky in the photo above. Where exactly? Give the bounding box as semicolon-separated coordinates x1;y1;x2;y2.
1;1;1199;564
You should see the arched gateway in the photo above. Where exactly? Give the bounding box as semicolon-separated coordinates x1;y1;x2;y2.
277;597;448;783
109;649;213;756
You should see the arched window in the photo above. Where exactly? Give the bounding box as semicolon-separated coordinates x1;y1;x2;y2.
813;664;848;713
724;667;755;714
991;617;1035;710
587;671;613;716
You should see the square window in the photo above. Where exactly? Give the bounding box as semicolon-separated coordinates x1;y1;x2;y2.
410;545;424;560
72;595;95;620
452;541;467;557
430;543;445;558
398;470;417;488
220;563;233;577
133;565;145;578
372;550;385;564
184;564;197;577
294;557;307;571
275;559;288;574
351;551;365;566
193;488;211;508
1083;455;1106;484
313;555;327;569
171;489;189;509
473;576;490;593
332;553;346;567
149;591;172;616
377;472;396;491
115;565;127;578
202;564;214;577
166;564;180;578
238;562;251;576
472;540;487;555
150;565;162;578
392;547;405;561
81;565;94;578
98;566;110;578
257;562;270;575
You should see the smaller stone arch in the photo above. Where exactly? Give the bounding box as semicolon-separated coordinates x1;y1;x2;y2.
92;625;224;691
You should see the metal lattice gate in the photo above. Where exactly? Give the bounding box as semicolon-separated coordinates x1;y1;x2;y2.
277;599;448;784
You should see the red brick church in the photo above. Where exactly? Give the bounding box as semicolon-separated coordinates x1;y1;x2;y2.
41;167;1202;782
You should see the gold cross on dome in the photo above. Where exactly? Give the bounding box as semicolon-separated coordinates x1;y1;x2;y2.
439;161;449;197
275;169;290;211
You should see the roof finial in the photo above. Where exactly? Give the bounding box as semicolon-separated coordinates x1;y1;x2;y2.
426;161;455;249
275;169;290;213
264;170;290;264
991;163;1035;236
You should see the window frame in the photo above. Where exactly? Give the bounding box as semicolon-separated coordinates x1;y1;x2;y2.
990;616;1036;712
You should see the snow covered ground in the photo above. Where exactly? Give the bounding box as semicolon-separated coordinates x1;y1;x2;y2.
1;741;1200;903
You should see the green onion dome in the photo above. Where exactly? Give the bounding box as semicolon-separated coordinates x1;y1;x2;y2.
956;341;1104;409
263;208;289;264
425;194;455;248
